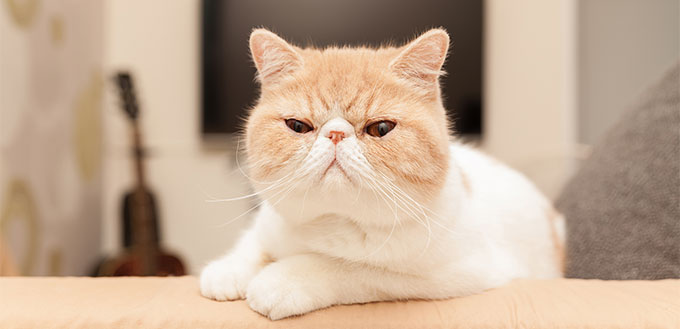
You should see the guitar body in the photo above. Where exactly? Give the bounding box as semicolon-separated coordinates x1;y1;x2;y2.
101;188;185;276
99;251;185;277
122;189;159;248
96;187;186;277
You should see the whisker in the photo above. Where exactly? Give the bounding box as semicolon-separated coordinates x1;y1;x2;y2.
366;174;427;229
205;171;296;202
376;172;476;240
214;169;305;227
298;183;313;218
351;175;400;261
233;137;291;185
373;176;433;237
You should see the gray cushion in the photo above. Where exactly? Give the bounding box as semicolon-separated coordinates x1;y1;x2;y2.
557;63;680;280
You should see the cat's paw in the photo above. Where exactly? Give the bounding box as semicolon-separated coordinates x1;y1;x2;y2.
200;259;255;301
245;263;332;320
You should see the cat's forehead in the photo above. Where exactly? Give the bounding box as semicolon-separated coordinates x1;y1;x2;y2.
300;46;401;69
267;47;409;120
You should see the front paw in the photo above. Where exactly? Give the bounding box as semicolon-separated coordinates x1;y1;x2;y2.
246;263;332;320
200;259;255;301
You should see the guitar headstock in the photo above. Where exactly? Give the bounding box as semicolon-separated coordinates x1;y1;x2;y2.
114;72;139;121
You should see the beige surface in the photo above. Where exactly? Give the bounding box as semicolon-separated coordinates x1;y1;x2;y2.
0;277;678;328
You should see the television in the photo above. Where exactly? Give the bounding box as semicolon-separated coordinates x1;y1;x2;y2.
202;0;483;135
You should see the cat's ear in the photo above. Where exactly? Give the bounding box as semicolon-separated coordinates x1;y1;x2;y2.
249;29;303;85
389;28;450;88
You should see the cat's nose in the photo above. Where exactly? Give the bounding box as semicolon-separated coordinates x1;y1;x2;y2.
328;131;345;144
320;117;354;145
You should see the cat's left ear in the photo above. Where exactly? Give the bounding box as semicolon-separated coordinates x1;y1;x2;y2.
389;28;450;89
249;29;303;85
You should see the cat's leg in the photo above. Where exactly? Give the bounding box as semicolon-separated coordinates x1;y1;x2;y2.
245;253;451;320
200;227;268;301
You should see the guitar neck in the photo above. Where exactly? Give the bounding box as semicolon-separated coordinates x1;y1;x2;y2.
129;119;159;275
131;121;147;189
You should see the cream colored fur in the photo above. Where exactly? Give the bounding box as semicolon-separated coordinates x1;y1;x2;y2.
201;28;564;320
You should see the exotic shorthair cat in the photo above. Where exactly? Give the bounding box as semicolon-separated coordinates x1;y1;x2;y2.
201;28;565;320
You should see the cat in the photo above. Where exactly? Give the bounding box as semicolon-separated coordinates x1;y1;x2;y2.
200;28;565;320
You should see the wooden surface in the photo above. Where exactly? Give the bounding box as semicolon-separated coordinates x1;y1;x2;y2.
0;276;678;328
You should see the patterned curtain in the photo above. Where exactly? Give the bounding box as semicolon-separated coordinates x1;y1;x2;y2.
0;0;103;276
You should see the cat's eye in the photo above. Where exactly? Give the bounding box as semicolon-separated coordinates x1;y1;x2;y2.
285;119;313;134
365;121;396;137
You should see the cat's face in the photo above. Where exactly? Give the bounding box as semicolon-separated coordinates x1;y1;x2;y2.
244;29;451;221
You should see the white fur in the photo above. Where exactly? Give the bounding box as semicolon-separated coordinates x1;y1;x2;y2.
201;120;563;320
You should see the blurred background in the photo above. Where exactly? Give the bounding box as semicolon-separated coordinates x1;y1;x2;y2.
0;0;678;276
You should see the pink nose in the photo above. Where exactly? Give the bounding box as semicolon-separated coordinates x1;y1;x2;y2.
329;131;345;145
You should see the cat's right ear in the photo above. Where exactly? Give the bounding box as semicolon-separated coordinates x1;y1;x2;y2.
249;29;303;85
389;28;450;89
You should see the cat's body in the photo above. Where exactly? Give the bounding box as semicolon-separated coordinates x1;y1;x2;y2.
201;28;564;320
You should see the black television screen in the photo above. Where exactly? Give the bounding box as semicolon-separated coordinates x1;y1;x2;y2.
202;0;483;135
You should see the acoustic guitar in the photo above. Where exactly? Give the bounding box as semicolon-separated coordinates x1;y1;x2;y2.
96;72;185;276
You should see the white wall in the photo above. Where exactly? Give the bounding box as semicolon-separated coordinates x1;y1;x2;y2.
578;0;679;144
483;0;577;198
102;0;252;274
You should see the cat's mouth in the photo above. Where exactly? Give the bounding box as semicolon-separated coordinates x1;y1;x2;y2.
322;159;351;181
